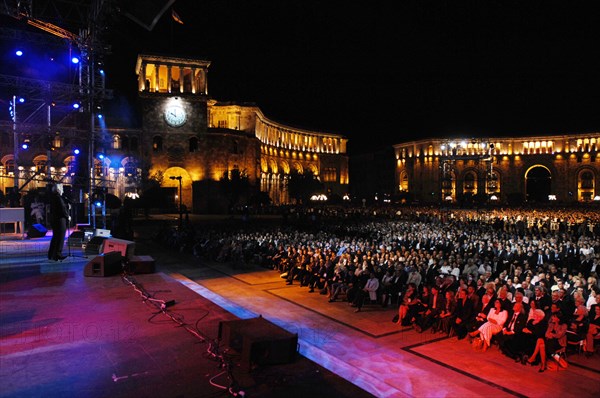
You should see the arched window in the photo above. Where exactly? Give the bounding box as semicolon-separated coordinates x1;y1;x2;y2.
581;171;594;189
153;136;163;152
399;171;409;192
463;171;477;192
579;170;595;202
112;134;121;150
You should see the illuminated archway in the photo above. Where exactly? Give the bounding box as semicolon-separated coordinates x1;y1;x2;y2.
525;165;552;202
164;167;192;210
578;168;596;202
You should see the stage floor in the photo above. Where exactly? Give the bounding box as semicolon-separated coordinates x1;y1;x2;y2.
1;222;600;398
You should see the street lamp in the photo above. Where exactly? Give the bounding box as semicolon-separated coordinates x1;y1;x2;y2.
170;176;183;227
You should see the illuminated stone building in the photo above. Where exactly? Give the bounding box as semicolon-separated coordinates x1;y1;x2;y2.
0;54;349;214
393;134;600;205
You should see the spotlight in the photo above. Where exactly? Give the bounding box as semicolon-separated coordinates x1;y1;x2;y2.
73;148;80;155
21;138;31;150
99;69;105;75
97;153;104;160
18;97;25;103
15;50;23;56
97;114;103;119
71;56;80;64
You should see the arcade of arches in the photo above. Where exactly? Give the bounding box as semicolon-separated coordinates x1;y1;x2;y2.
393;135;599;204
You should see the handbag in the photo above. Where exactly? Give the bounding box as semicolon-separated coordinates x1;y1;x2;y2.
472;338;484;351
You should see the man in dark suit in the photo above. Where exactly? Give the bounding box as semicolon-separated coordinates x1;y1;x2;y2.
47;183;70;261
452;288;475;339
497;301;529;361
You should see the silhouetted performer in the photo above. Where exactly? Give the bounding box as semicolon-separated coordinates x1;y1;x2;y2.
47;184;70;261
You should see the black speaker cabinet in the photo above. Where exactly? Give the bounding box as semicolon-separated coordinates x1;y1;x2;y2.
67;230;85;247
27;223;47;238
219;316;298;370
126;255;155;274
84;251;123;277
84;236;107;256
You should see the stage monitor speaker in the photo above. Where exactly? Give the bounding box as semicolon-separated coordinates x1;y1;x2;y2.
85;236;107;256
84;251;122;277
126;255;155;274
67;230;85;247
103;238;135;259
219;316;298;370
27;223;47;238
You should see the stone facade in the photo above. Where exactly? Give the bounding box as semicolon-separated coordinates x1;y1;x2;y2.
393;134;600;205
0;53;349;213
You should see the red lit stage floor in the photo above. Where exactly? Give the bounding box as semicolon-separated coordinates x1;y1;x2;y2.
0;252;373;398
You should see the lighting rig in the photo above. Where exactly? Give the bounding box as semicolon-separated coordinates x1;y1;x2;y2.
1;0;113;228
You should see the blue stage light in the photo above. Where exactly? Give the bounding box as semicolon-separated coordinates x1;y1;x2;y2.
71;57;80;64
74;148;80;155
97;153;104;160
97;114;103;119
94;200;102;207
18;97;25;103
72;103;80;109
99;69;105;75
15;50;23;56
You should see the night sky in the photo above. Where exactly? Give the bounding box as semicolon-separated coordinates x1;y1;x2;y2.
4;1;600;155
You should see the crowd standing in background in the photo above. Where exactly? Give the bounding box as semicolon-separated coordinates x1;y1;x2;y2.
154;205;600;370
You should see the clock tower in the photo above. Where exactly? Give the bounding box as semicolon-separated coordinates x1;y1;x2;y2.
135;54;211;210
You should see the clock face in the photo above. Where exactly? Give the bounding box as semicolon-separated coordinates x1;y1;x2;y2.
164;105;187;127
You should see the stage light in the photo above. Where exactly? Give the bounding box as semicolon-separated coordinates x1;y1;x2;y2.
18;97;25;103
99;69;105;75
97;114;103;119
73;148;80;155
71;56;80;64
72;103;80;109
97;153;104;160
21;138;31;150
15;50;23;56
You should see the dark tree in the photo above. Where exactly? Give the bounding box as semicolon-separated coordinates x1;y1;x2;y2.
288;170;323;204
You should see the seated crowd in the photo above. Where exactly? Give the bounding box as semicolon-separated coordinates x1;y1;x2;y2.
156;205;600;370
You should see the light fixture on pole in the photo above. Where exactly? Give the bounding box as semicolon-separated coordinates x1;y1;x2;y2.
170;176;183;227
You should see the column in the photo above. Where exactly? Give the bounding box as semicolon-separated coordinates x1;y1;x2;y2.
154;64;159;92
191;68;197;94
179;66;184;94
167;65;172;93
138;62;146;91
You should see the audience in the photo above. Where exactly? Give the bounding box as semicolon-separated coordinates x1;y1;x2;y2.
155;204;600;366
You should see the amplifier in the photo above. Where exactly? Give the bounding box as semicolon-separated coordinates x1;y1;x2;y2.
126;255;155;274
